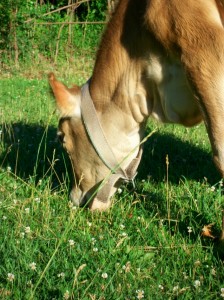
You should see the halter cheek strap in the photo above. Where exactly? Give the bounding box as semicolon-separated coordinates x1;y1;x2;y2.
81;81;143;204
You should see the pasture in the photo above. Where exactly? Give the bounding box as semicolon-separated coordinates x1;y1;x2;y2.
0;63;224;299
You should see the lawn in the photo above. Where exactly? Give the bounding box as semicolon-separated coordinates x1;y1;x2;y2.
0;63;224;299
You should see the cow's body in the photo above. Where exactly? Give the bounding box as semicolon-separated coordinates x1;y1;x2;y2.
50;0;224;210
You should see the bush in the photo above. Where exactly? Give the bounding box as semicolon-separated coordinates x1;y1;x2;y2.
0;0;108;66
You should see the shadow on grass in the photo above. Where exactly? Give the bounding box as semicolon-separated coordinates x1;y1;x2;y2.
138;130;219;184
0;122;220;189
0;122;73;191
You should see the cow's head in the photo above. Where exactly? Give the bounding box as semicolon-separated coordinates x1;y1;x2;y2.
49;73;120;211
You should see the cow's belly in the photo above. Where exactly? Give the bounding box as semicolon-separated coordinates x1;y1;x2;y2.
147;56;203;126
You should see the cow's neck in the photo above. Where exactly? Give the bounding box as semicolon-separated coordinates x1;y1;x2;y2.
88;0;149;166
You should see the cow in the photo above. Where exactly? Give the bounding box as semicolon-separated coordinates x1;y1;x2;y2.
49;0;224;211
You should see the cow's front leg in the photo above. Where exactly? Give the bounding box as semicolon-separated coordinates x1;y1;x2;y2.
182;28;224;176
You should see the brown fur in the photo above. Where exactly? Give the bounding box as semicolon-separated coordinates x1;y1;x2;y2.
50;0;224;210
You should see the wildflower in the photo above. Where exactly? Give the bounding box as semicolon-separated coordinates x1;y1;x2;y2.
63;290;70;299
7;166;11;172
29;262;37;271
120;224;125;229
25;208;30;214
87;222;92;227
93;247;98;252
211;268;216;276
173;286;179;292
158;284;164;290
2;216;7;220
194;280;201;289
121;232;128;237
122;262;131;273
136;289;144;299
117;188;122;194
57;272;65;278
221;288;224;298
68;240;75;247
34;197;40;203
101;273;108;279
20;232;25;238
27;280;33;287
210;186;215;192
183;272;188;280
187;226;193;233
25;226;31;234
91;237;96;244
7;273;15;282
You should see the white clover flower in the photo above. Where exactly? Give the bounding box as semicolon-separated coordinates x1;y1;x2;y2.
121;232;128;237
221;288;224;298
63;290;70;300
25;226;31;234
173;285;179;292
211;268;216;276
101;272;108;279
7;273;15;282
136;289;144;299
27;280;33;287
93;247;98;252
25;208;30;214
120;224;125;229
194;280;201;289
158;284;164;290
91;238;96;244
57;272;65;278
117;188;122;194
7;166;12;172
2;216;7;220
187;226;192;233
87;222;92;227
29;262;37;271
210;186;215;192
68;239;75;247
34;197;40;203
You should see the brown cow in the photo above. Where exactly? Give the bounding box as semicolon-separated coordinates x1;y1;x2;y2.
49;0;224;210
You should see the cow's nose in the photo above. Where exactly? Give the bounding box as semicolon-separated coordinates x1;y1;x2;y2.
70;188;85;207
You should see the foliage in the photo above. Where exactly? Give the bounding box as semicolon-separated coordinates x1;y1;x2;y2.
0;0;108;67
0;0;11;49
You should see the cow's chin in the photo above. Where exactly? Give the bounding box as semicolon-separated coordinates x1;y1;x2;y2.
88;198;111;211
70;187;112;211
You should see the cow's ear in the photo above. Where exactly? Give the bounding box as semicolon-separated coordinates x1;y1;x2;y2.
48;73;81;118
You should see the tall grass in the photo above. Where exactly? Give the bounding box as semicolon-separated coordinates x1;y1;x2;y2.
0;64;224;299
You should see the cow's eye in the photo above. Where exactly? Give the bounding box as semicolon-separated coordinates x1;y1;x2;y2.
57;131;65;144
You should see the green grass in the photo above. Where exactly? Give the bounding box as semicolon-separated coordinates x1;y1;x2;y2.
0;68;224;300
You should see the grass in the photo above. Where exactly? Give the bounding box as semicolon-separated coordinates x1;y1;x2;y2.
0;62;224;300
